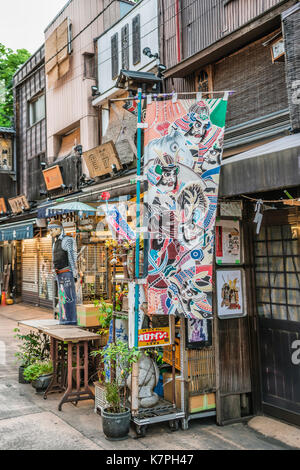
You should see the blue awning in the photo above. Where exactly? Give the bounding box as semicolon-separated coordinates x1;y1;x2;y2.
0;222;34;241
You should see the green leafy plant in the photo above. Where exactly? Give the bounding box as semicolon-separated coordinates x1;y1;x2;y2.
91;340;141;413
14;328;50;367
94;299;113;331
0;44;30;127
23;361;53;382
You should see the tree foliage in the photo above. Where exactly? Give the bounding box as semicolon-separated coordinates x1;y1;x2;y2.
0;44;30;127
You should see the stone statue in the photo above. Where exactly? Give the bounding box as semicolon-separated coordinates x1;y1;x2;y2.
48;219;78;325
127;352;160;408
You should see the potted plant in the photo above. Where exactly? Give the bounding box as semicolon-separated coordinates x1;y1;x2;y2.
14;328;50;384
23;361;53;393
91;340;140;441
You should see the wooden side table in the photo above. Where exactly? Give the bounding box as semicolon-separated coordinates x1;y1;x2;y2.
43;328;100;411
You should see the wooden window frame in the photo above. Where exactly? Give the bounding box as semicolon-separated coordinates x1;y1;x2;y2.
195;65;214;98
83;52;96;79
27;93;45;128
270;36;285;63
254;223;300;322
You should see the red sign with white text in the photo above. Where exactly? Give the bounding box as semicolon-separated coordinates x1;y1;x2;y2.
138;327;171;348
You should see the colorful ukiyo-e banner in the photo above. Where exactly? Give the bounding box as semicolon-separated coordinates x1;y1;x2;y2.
143;98;228;320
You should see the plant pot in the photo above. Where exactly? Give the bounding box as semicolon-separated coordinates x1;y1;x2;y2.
32;374;53;393
19;365;30;384
101;407;131;441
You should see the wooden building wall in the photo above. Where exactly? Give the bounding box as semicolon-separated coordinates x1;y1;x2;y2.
213;32;288;128
160;0;286;70
44;0;125;161
164;31;288;129
14;46;46;201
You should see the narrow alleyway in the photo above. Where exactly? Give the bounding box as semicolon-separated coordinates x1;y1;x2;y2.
0;303;294;451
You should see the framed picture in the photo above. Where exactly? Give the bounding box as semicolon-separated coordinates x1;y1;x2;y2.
216;219;242;265
185;318;212;349
216;268;247;319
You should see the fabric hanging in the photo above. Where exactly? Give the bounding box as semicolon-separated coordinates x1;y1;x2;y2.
143;98;228;319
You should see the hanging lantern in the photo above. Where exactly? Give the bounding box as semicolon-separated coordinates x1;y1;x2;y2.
101;191;111;201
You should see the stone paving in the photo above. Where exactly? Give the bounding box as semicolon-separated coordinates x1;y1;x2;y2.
0;303;294;450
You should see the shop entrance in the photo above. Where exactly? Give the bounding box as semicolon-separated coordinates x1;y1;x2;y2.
22;238;53;308
254;222;300;425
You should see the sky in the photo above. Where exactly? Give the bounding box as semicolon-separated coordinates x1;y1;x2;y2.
0;0;68;53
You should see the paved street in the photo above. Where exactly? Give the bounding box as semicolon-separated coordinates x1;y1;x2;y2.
0;303;295;451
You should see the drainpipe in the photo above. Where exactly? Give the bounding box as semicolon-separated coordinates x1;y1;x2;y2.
175;0;181;63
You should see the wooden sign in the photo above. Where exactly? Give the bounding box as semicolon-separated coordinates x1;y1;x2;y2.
138;327;171;348
83;141;122;178
42;165;64;191
8;195;30;214
0;198;7;215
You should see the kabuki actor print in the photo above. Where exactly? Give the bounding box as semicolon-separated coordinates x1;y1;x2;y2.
143;98;228;320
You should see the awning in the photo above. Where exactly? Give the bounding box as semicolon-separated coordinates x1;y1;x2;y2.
37;201;96;219
0;221;34;241
219;134;300;197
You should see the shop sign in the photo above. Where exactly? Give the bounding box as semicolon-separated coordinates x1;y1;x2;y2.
215;219;242;264
8;195;30;214
220;201;243;218
0;137;12;171
138;327;171;348
42;165;64;191
83;141;122;178
0;198;7;215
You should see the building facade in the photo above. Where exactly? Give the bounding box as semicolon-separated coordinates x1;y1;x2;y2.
158;0;300;425
44;0;135;168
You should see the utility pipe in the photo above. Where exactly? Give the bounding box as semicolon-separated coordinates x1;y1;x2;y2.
175;0;181;63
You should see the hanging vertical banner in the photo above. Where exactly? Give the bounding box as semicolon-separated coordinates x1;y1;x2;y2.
144;98;228;319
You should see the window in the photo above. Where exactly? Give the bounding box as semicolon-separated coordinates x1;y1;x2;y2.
270;37;285;63
28;94;45;127
195;66;213;97
83;53;96;79
254;224;300;322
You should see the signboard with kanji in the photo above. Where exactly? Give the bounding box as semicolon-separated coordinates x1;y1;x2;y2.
8;195;30;214
83;141;122;178
0;198;7;215
42;165;64;191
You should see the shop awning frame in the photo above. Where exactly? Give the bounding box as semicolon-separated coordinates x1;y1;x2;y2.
0;219;35;241
220;134;300;197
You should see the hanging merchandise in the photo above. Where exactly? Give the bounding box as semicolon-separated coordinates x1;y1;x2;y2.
143;97;228;319
102;203;136;243
253;199;264;234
